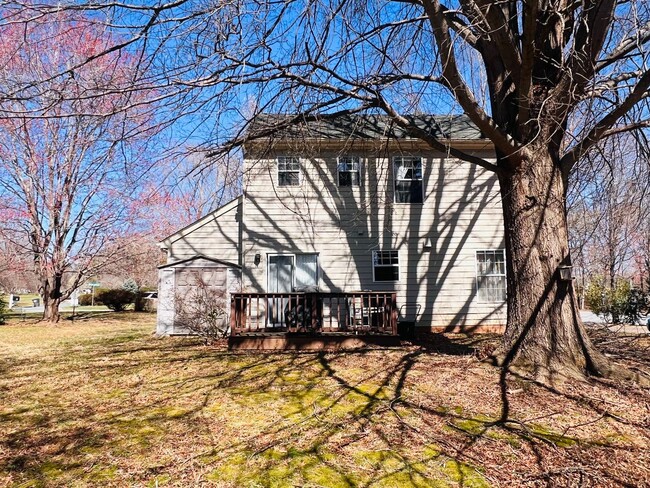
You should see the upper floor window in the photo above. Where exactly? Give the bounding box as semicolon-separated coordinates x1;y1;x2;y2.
476;250;506;302
394;156;423;203
278;156;300;186
337;156;360;186
373;250;399;282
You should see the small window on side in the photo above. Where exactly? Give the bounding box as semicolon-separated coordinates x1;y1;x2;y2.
337;156;360;186
278;156;300;186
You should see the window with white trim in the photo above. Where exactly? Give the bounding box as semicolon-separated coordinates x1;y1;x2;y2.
277;156;300;186
373;250;399;282
476;250;506;302
394;156;423;203
337;156;360;186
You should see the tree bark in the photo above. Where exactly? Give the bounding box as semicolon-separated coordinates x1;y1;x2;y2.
495;146;639;384
40;276;62;323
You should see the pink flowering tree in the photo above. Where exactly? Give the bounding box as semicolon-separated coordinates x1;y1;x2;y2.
0;14;156;322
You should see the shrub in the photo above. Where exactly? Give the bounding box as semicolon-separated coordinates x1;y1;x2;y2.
585;277;646;324
122;278;139;294
78;293;93;306
96;289;135;312
584;276;607;317
175;281;228;344
621;287;647;324
134;291;145;312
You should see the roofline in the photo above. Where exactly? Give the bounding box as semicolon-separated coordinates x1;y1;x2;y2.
158;195;243;246
158;255;241;269
243;138;494;156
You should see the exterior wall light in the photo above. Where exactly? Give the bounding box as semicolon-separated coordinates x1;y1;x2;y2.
558;265;573;281
254;252;261;265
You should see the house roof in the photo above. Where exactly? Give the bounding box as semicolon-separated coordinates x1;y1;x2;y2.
158;195;242;246
158;254;241;269
247;113;485;142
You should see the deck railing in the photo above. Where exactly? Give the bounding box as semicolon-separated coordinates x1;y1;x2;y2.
230;292;398;336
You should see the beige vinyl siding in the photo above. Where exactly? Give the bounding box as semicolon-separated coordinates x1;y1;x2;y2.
241;144;506;329
161;198;241;265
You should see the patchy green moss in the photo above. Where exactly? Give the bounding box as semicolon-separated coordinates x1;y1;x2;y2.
356;382;390;400
88;464;118;481
146;474;171;487
443;460;490;487
304;464;356;487
206;452;297;487
111;417;163;449
423;444;442;458
0;404;32;421
37;460;65;479
205;453;252;484
355;450;405;471
265;465;295;487
590;433;633;447
279;387;329;418
374;469;443;488
449;418;487;436
260;448;287;461
528;425;577;448
146;406;192;419
103;388;127;399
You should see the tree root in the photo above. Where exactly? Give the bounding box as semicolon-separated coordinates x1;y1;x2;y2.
489;351;650;387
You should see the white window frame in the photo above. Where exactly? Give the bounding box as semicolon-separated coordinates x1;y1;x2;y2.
277;156;301;186
372;250;400;282
475;249;507;303
267;252;320;291
337;156;361;187
393;156;423;203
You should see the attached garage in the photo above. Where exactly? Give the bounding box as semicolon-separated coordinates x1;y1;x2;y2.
156;255;241;335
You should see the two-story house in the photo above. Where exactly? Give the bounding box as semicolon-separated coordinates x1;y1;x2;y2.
156;114;506;348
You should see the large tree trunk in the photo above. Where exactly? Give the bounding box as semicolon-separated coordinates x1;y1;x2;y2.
40;275;62;324
494;147;634;384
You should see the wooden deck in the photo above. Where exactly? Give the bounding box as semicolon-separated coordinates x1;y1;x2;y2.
229;291;399;350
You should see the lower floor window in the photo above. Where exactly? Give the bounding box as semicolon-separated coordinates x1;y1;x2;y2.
373;250;399;282
476;250;506;302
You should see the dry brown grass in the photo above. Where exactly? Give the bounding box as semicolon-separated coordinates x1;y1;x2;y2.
0;315;649;487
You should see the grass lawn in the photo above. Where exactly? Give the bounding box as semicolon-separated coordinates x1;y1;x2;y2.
1;315;649;487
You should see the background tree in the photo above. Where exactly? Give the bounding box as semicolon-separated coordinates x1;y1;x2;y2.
0;237;38;293
6;1;650;381
0;13;158;322
568;135;650;294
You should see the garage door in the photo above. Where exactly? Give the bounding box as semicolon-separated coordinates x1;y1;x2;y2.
174;268;228;334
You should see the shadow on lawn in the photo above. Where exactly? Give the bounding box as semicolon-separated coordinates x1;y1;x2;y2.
1;331;648;487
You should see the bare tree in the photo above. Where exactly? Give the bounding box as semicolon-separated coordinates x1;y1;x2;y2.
568;135;650;290
0;12;157;322
3;1;650;381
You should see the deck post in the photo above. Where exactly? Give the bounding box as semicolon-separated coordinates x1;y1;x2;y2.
391;293;398;336
230;296;237;335
311;293;319;330
240;297;247;332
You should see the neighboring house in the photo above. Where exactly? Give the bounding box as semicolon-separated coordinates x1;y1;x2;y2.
157;114;506;341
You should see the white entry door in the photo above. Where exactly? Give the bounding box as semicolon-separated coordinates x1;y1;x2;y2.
268;255;293;325
268;255;293;293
